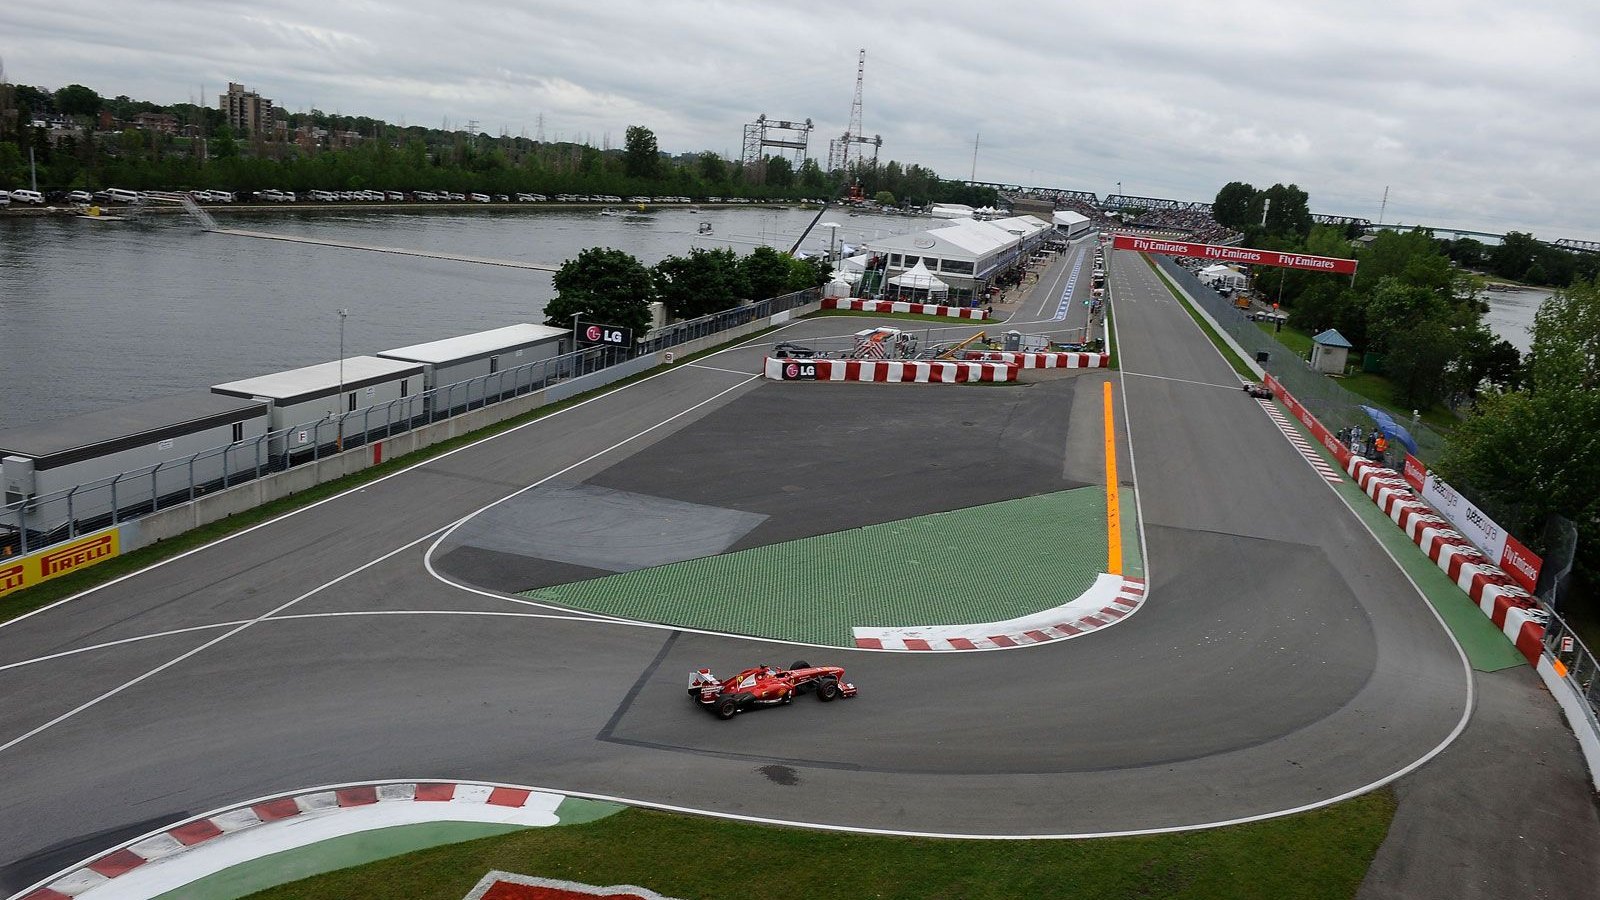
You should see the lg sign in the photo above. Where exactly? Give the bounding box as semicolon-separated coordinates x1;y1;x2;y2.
782;362;818;380
576;320;633;347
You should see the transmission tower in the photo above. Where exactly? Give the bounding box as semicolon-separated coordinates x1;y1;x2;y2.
827;49;882;173
740;114;814;183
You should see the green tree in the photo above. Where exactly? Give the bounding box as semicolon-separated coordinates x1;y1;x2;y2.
787;255;833;292
208;124;239;159
1490;231;1540;281
1438;278;1600;578
741;246;798;302
798;158;827;191
543;247;654;335
1364;277;1447;354
1383;317;1457;409
1212;181;1256;230
697;151;727;184
54;84;102;117
1261;183;1313;239
874;190;895;206
622;125;660;180
764;155;794;188
653;247;743;319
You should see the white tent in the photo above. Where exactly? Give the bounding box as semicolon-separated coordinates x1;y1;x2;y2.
829;268;863;284
930;203;975;219
887;260;949;299
838;253;871;273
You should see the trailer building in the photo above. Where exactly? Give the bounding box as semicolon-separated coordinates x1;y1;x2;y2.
211;356;425;453
1;392;269;532
378;323;567;410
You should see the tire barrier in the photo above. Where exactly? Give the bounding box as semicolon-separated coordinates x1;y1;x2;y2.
957;350;1109;369
763;357;1020;383
1346;456;1546;665
821;297;989;320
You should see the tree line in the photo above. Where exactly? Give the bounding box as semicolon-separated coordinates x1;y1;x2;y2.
0;81;998;209
543;245;832;336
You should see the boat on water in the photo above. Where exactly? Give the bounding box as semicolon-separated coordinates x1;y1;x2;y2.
598;208;624;217
698;222;713;234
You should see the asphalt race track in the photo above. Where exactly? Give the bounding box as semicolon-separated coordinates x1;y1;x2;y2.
0;243;1476;893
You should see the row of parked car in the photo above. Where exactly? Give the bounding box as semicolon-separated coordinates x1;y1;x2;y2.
4;188;820;208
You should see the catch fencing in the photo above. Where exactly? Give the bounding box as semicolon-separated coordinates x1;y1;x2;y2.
3;288;821;559
1151;255;1452;461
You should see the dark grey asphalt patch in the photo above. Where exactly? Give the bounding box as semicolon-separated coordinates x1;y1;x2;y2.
589;380;1096;548
432;545;613;594
442;483;767;573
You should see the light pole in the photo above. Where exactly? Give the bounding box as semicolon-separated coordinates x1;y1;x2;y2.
336;308;348;451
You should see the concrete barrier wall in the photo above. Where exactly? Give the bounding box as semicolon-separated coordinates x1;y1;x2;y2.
822;298;988;320
763;357;1020;383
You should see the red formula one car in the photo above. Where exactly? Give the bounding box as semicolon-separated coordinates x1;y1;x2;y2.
688;661;858;719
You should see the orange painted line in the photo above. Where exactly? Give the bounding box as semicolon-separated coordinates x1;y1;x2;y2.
1103;380;1122;575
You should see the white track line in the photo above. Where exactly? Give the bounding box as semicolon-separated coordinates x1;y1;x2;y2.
685;363;757;377
0;609;609;674
0;525;448;756
421;374;762;614
1121;370;1245;391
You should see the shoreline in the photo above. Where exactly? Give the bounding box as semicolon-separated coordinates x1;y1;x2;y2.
0;200;812;219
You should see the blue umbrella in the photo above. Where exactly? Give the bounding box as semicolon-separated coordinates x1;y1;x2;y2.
1359;405;1419;455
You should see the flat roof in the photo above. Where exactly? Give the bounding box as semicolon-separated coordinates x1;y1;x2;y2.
0;391;268;469
211;356;424;403
378;323;568;366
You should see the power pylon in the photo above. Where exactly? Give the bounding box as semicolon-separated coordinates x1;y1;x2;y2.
827;49;882;173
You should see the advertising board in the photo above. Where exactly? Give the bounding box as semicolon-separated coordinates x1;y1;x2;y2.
1113;234;1358;275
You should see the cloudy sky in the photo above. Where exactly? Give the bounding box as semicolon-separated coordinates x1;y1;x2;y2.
4;0;1596;240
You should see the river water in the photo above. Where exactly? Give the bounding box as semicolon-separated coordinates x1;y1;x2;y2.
0;206;916;429
1481;286;1547;356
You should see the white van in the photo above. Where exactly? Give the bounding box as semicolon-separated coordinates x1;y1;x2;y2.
9;189;44;204
385;191;405;201
309;190;338;202
468;193;490;203
104;188;141;204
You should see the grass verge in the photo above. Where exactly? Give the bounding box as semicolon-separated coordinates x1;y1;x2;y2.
0;326;784;625
1141;255;1256;380
247;794;1397;900
1250;324;1459;434
1104;288;1119;369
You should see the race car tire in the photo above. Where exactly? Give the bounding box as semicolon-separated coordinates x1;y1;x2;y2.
782;690;794;705
816;678;840;702
716;696;740;719
791;660;810;670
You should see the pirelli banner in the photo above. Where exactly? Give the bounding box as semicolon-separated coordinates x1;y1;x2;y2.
1112;235;1358;275
0;527;121;600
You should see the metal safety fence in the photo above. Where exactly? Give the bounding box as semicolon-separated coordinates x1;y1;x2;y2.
1151;255;1453;461
636;287;818;355
1;343;627;556
3;290;824;559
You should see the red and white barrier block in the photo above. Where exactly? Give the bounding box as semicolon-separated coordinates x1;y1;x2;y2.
764;357;1020;383
853;574;1146;651
822;297;990;320
1345;457;1546;664
15;782;565;900
958;350;1109;369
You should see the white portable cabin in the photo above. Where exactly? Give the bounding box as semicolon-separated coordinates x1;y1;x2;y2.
211;356;424;454
0;392;269;532
377;323;568;411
